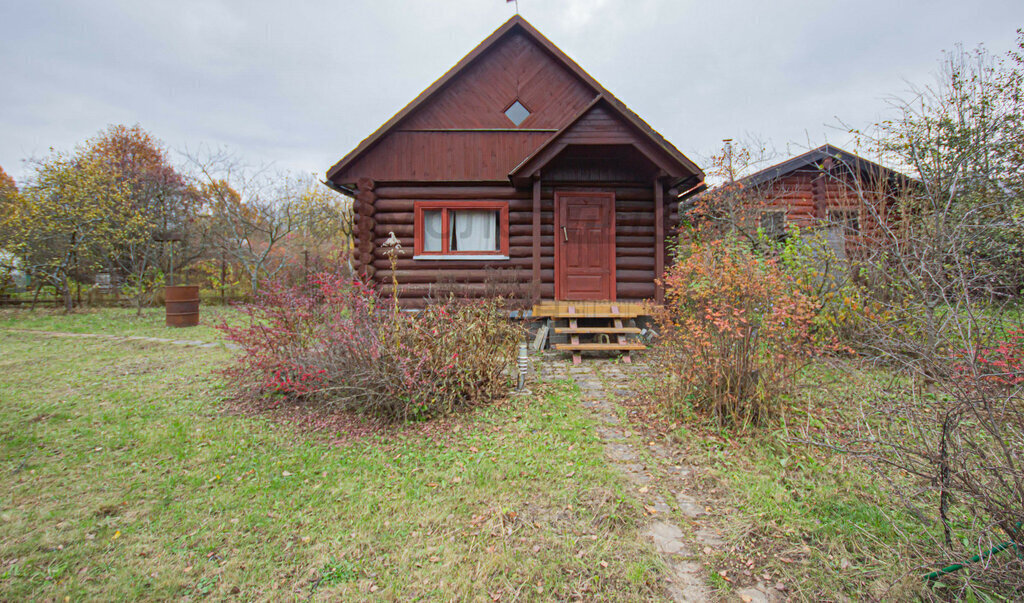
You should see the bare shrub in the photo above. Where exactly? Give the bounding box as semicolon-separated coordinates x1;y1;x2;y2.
220;273;523;422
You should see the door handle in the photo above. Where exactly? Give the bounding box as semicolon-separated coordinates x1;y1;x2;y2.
562;226;568;242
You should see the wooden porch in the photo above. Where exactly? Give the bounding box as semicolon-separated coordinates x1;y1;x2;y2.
531;301;656;364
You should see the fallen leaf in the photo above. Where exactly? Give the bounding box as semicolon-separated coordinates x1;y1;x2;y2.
740;596;752;603
112;530;121;540
282;471;292;477
599;561;609;568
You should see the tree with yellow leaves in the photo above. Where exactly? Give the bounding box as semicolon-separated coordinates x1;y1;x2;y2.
0;152;145;312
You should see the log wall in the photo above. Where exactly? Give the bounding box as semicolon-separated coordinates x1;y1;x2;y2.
353;181;677;306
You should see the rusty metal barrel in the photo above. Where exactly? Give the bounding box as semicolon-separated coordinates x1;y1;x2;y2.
165;285;200;327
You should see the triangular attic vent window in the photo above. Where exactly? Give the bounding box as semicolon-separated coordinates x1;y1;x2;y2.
504;100;530;126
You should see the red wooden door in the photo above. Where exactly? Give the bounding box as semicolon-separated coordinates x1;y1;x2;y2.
555;192;615;300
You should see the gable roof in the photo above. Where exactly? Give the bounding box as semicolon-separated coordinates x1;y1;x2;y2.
326;15;702;186
737;144;909;189
509;97;701;187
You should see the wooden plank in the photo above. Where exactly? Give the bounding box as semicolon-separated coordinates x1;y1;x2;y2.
531;300;653;318
569;305;581;365
554;343;646;351
612;305;632;363
553;327;641;334
532;323;550;351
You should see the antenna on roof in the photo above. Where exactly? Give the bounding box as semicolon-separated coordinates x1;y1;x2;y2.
506;0;519;14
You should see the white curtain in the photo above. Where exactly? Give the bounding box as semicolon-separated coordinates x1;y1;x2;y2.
423;210;443;251
450;210;498;252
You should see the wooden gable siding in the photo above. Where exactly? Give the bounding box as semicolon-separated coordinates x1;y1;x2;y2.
333;30;598;185
511;102;687;184
400;31;595;131
337;131;553;182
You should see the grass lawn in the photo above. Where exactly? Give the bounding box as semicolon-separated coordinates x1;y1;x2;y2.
0;313;665;600
0;306;244;343
631;362;1014;601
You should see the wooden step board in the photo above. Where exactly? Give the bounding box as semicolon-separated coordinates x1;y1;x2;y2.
554;327;642;335
532;301;653;319
555;342;646;351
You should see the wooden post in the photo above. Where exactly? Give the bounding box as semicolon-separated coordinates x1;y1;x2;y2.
531;177;541;303
654;176;665;305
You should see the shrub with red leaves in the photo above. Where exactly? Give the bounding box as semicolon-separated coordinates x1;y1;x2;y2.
654;238;816;426
218;274;523;421
955;330;1024;389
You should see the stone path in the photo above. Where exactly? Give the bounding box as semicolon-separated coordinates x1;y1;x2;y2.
1;328;240;350
538;354;779;603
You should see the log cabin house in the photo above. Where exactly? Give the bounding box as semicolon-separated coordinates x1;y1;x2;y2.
708;144;912;260
324;15;706;359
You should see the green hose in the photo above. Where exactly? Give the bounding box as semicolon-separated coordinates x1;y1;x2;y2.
924;522;1023;582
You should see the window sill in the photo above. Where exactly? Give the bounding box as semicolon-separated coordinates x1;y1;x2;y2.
413;254;509;261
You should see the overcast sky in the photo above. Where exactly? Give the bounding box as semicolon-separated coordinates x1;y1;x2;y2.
2;0;1022;184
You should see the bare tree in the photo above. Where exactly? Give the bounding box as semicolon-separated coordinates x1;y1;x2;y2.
816;38;1024;595
185;148;349;295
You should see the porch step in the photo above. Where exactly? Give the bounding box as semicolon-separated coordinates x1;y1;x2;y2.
554;342;647;351
554;327;642;335
532;301;652;319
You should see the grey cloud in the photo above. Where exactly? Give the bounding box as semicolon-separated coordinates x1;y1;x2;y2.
1;0;1021;182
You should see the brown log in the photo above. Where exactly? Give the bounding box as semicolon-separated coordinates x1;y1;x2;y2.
614;224;655;237
379;282;552;298
510;198;553;212
510;211;551;224
373;211;414;224
356;177;375;192
617;256;655;270
372;257;554;270
510;235;553;247
654;176;665;305
356;202;375;217
510;224;553;236
357;215;375;232
375;269;553;284
613;200;658;210
374;224;414;237
372;199;415;212
616;212;655;226
617;269;656;282
615;236;655;247
616;282;656;298
510;245;552;258
374;186;524;200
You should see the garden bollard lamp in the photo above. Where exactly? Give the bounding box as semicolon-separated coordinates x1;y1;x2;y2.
517;342;528;391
